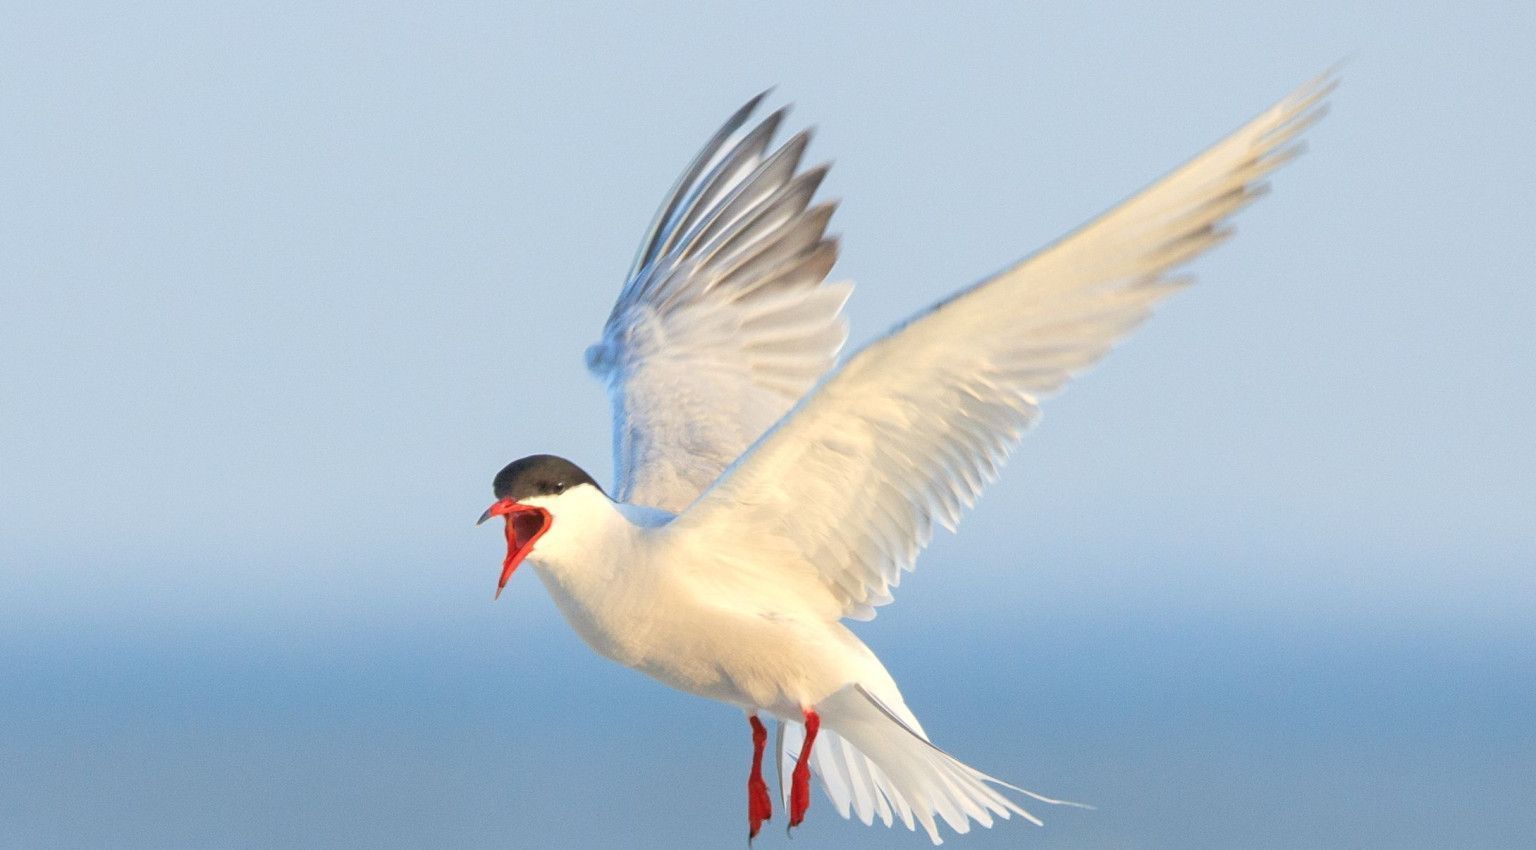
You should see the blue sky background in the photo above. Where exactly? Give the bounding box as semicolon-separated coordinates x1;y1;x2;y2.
2;2;1532;847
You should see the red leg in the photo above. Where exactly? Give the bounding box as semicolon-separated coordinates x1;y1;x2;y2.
747;714;772;841
788;708;820;829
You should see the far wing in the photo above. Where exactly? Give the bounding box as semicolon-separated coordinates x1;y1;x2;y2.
673;73;1335;620
588;94;851;512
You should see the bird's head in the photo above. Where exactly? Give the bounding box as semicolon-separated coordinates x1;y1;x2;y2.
477;454;601;598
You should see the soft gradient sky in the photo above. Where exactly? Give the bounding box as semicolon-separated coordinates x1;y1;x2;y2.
2;2;1533;848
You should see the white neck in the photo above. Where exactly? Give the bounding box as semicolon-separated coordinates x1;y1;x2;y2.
522;484;630;582
517;484;672;665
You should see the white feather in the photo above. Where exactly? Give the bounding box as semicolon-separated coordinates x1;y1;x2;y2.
675;72;1335;621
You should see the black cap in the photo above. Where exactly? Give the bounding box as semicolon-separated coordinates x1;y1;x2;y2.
492;454;601;501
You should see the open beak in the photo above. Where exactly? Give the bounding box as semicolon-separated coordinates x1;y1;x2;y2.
478;498;553;600
476;501;506;526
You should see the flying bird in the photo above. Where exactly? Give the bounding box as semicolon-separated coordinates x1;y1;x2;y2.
478;73;1333;843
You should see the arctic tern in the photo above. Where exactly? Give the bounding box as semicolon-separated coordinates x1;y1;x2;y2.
478;73;1334;843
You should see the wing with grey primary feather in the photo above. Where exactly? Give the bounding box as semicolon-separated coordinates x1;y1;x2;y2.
675;73;1335;621
587;93;851;512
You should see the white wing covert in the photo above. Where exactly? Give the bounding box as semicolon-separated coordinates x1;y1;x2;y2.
588;94;851;513
674;74;1335;620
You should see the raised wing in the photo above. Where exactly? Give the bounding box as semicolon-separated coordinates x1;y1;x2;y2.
673;73;1336;620
588;94;851;512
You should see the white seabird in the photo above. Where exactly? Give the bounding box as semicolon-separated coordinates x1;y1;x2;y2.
478;73;1334;843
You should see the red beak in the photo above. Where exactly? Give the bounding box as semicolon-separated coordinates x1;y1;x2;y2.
478;497;553;599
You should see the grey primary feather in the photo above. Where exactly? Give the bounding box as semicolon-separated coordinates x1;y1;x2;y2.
591;93;850;512
627;90;771;282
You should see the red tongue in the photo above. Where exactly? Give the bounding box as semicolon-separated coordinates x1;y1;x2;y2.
496;519;522;600
496;509;550;599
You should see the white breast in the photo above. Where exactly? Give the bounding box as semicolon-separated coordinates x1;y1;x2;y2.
522;486;886;714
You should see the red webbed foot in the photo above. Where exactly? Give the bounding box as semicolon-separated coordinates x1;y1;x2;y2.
788;708;820;830
747;714;772;842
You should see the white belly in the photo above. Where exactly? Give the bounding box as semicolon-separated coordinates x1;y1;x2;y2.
530;559;877;717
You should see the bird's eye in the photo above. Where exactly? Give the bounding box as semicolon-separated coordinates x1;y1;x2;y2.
550;481;566;495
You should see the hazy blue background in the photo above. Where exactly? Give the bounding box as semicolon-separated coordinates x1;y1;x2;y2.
3;2;1532;847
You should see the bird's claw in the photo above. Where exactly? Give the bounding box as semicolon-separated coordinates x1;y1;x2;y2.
747;779;772;843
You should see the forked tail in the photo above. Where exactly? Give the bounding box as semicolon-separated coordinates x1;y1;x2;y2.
776;684;1085;845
